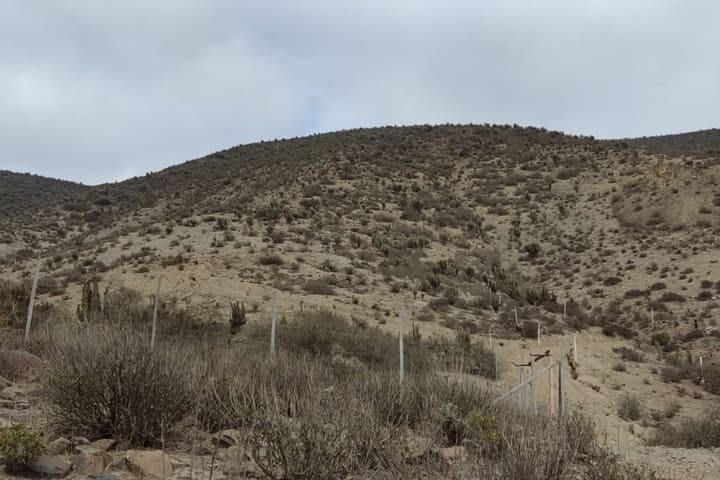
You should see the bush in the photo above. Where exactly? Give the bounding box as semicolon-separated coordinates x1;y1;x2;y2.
257;253;283;266
650;331;670;346
303;279;336;295
612;347;644;362
0;424;44;474
44;325;198;447
649;410;720;448
617;394;642;421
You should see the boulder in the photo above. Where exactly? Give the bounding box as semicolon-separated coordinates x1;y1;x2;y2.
0;350;44;382
46;437;72;455
27;454;72;478
126;450;173;480
87;474;122;480
73;447;111;475
90;438;118;452
212;429;241;448
434;445;466;465
0;374;11;389
0;384;23;401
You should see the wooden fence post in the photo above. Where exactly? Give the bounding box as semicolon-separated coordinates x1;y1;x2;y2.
398;315;405;384
557;338;565;417
270;294;277;355
24;264;41;342
150;276;161;349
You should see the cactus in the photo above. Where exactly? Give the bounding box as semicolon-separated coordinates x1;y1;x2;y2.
229;301;247;334
77;279;102;322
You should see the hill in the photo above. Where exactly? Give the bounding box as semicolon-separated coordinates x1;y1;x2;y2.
2;124;720;478
624;128;720;157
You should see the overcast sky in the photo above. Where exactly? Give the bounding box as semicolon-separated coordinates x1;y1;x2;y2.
1;1;718;185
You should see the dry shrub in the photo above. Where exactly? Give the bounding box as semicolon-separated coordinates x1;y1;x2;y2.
649;409;720;448
43;324;198;447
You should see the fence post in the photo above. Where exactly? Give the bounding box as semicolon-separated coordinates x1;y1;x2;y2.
150;276;162;349
529;354;537;414
24;264;41;342
548;356;554;416
398;315;405;384
573;335;578;364
270;294;277;355
557;338;565;417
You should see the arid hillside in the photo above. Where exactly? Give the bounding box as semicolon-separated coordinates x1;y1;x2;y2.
2;124;720;478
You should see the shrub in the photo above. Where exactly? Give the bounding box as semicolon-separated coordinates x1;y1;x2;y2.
650;331;670;346
612;347;644;362
44;325;198;447
303;279;336;295
649;410;720;448
612;362;627;372
229;301;247;334
257;253;283;266
659;292;685;303
617;394;642;421
0;423;44;474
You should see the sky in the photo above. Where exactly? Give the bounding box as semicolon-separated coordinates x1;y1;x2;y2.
1;1;718;185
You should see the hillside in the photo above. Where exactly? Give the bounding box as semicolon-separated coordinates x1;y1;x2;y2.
624;128;720;157
0;171;88;225
2;124;720;478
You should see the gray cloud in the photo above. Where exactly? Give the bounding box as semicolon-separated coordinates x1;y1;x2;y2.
0;0;718;184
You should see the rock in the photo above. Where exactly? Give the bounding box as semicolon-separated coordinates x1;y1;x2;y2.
434;445;466;465
228;460;265;478
46;437;72;455
0;350;44;382
73;447;111;475
0;374;11;389
212;429;241;448
73;436;91;446
87;474;121;480
27;454;72;478
90;438;118;452
126;450;173;480
0;385;21;401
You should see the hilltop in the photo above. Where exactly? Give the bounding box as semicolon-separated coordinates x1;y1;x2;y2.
2;124;720;478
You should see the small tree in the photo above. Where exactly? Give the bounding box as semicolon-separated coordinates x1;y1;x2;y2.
230;302;247;334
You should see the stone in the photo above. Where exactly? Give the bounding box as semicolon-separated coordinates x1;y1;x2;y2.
0;385;21;401
212;429;241;448
73;447;111;475
87;474;122;480
0;374;11;389
90;438;118;452
27;454;72;478
228;460;265;478
0;350;44;382
434;445;466;465
126;450;173;480
73;436;92;446
46;437;72;455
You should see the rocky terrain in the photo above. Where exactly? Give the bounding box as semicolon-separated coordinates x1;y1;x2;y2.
2;124;720;479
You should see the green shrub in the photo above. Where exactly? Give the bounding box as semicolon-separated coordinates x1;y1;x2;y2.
650;331;670;346
0;423;44;474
